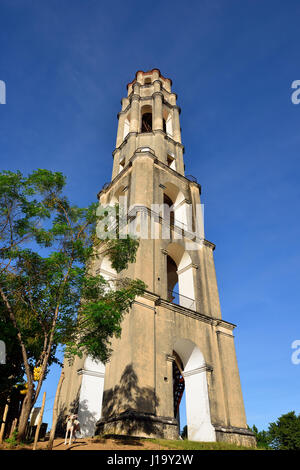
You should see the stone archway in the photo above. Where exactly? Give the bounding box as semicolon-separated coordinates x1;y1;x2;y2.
163;182;188;229
172;351;185;425
173;338;215;442
141;105;152;133
166;243;196;310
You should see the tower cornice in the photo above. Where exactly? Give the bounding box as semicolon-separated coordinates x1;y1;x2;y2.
203;239;216;251
117;97;180;118
112;129;185;157
98;151;201;199
126;68;172;90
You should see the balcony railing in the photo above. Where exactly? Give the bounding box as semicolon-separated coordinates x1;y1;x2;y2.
167;290;196;311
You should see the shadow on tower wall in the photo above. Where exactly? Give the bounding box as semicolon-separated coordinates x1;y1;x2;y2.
96;364;163;437
56;393;80;437
56;392;101;438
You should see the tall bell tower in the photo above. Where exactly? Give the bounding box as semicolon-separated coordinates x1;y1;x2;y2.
60;69;255;447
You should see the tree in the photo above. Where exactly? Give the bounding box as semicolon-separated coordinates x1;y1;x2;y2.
249;424;270;449
47;370;64;450
268;411;300;450
181;425;187;439
0;303;24;406
0;169;145;441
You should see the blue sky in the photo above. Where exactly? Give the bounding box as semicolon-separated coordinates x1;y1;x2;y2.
1;0;300;432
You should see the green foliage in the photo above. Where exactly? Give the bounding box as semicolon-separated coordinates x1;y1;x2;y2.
96;202;140;273
106;237;140;273
0;304;24;406
250;412;300;450
267;411;300;450
0;169;145;418
249;424;270;449
0;169;65;262
65;277;145;361
4;429;19;448
180;425;187;439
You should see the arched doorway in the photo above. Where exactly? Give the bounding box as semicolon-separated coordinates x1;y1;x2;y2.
173;338;216;442
172;351;185;431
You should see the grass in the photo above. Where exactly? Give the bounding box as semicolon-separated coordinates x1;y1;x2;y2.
147;438;258;451
94;433;261;451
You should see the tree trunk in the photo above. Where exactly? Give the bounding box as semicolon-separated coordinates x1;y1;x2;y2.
17;391;33;442
9;418;17;439
0;400;10;444
47;370;65;450
33;391;46;450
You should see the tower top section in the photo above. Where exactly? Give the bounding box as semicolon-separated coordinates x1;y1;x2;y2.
126;69;173;95
112;69;184;179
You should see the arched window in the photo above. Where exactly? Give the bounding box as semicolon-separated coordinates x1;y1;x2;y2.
141;105;152;133
144;77;152;85
167;255;178;302
167;154;176;170
163;109;173;137
119;156;125;174
123;117;130;140
166;113;173;136
164;194;175;226
163;182;188;229
166;244;195;310
141;113;152;132
98;256;117;282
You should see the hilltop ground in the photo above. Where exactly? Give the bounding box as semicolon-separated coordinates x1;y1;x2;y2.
0;435;258;451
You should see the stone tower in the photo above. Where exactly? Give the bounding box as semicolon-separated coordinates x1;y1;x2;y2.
59;69;255;447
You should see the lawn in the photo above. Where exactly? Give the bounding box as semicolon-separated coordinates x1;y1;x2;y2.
147;438;260;451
